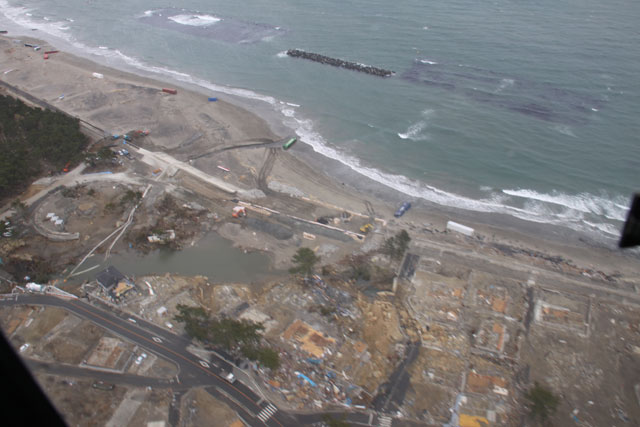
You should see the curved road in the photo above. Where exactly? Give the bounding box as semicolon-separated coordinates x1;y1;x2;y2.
0;294;382;427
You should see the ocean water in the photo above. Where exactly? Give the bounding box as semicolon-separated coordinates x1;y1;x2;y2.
1;0;639;245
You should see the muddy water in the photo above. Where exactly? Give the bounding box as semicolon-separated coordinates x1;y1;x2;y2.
78;233;280;284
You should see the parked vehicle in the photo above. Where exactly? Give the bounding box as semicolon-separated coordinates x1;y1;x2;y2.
92;381;114;390
394;201;411;218
135;353;147;365
282;137;297;150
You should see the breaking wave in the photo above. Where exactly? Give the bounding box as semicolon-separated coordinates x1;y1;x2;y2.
398;121;427;140
0;1;71;40
551;124;576;138
502;189;628;222
495;78;514;92
168;14;221;27
398;109;433;141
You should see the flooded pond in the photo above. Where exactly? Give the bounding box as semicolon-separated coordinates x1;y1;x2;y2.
73;232;280;284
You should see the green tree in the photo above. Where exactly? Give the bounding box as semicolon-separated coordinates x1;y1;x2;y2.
395;230;411;255
208;317;264;350
289;247;320;277
322;414;350;427
120;189;142;206
173;305;280;371
0;95;89;202
382;230;411;260
525;382;559;423
174;304;209;342
97;146;115;160
11;199;26;213
347;254;371;281
174;306;262;349
242;346;280;370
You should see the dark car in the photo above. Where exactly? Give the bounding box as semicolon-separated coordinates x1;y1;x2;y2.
92;381;114;390
394;202;411;218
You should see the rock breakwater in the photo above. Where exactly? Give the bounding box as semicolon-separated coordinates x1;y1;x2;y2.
286;49;394;77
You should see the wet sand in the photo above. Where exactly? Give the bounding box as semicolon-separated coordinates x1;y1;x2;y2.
1;35;638;282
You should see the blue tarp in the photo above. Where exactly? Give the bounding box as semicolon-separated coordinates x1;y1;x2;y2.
296;372;317;387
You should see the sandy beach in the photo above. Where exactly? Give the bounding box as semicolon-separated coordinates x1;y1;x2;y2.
0;34;638;281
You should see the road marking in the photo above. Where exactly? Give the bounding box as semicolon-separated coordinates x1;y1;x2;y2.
199;360;210;368
152;336;162;343
256;404;277;423
62;299;285;427
378;415;392;427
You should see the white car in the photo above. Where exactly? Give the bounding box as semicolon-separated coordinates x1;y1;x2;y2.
135;355;143;365
221;371;236;383
19;343;30;352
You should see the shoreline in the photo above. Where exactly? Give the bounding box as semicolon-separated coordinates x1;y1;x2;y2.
0;34;638;280
0;19;628;245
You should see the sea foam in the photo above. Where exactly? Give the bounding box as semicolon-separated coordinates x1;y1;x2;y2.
398;109;433;141
502;189;628;222
168;14;221;27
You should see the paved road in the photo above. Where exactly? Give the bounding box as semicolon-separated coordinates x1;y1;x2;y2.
1;294;382;427
26;359;177;389
372;342;420;413
0;294;289;426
